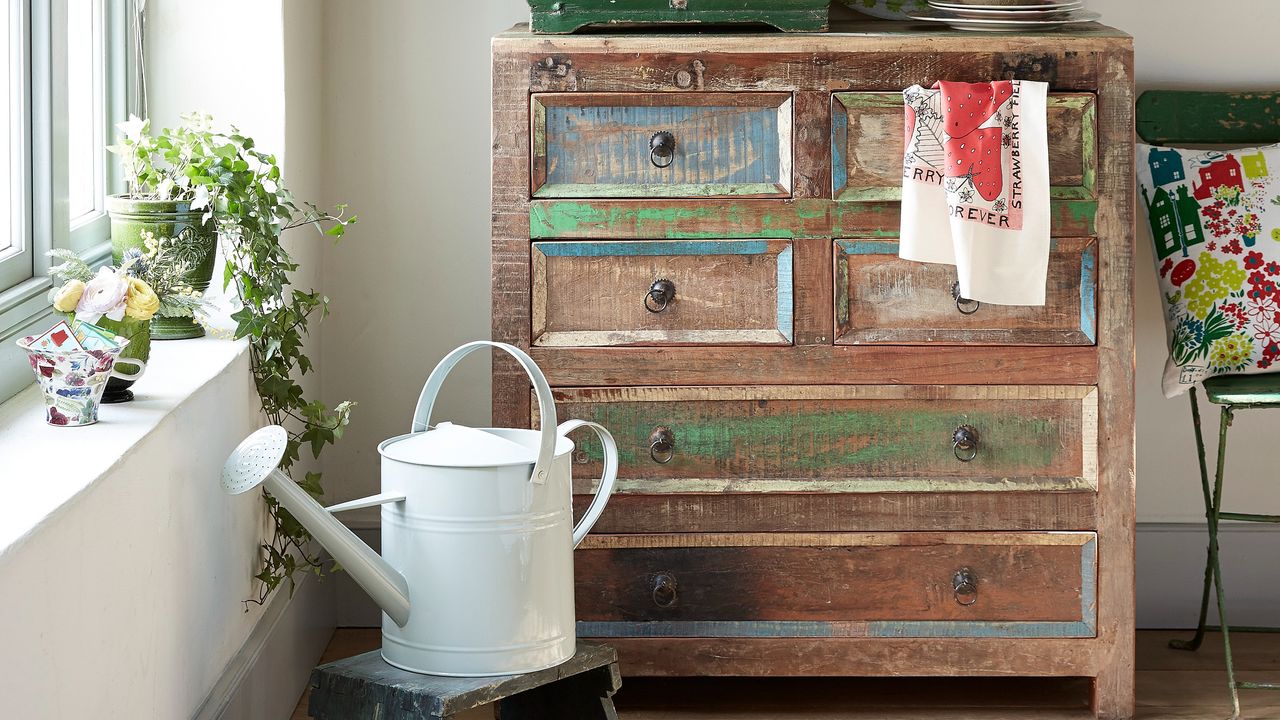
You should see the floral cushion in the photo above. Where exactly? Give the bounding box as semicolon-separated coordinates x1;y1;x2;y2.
1138;143;1280;398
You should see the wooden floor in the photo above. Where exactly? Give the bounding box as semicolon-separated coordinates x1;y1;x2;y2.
294;630;1280;719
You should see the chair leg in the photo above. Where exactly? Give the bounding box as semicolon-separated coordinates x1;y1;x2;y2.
1208;404;1242;720
1171;388;1216;653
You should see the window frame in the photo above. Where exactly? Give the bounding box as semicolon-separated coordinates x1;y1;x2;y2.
0;0;34;291
0;0;132;404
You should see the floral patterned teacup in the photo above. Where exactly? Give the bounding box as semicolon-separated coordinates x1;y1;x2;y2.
16;335;145;426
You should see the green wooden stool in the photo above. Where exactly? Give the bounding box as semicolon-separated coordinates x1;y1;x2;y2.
1138;90;1280;719
307;643;621;720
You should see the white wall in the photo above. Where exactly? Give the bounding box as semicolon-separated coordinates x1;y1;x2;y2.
1096;0;1280;523
0;350;269;717
319;0;528;505
0;3;339;717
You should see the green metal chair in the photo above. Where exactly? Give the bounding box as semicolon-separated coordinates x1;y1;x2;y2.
1137;90;1280;719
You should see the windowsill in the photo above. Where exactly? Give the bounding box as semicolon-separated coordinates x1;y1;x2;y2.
0;335;251;558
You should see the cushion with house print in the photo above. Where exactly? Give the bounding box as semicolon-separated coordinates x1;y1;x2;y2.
1138;143;1280;398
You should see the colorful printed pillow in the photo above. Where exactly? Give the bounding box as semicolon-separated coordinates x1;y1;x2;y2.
1138;143;1280;397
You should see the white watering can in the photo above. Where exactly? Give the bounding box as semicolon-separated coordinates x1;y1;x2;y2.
220;341;618;676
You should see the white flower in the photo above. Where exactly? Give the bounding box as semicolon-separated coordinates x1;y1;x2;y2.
116;114;148;141
75;267;130;324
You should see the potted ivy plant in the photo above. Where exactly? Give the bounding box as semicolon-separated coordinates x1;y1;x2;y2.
108;117;219;340
112;113;357;603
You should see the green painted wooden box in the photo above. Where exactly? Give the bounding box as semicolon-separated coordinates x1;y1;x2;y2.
527;0;830;34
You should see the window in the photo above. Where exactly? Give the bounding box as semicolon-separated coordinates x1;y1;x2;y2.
0;1;30;291
1160;215;1171;229
0;1;131;403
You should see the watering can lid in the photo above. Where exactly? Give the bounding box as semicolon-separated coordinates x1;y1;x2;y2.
380;421;539;467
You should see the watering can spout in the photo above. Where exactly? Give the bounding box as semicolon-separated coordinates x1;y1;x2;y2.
221;426;412;627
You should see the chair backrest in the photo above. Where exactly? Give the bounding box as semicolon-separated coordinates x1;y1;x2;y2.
1136;91;1280;145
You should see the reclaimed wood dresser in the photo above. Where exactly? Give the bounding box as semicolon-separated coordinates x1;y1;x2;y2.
491;21;1135;719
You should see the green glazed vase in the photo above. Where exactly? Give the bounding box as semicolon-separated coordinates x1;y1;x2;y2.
77;315;151;404
107;195;216;340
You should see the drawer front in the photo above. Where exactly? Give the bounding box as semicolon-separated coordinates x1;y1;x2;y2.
835;238;1097;345
550;385;1097;493
831;92;1096;201
532;240;794;347
532;93;793;199
576;533;1097;638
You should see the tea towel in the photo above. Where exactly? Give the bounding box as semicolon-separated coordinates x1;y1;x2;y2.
900;80;1051;306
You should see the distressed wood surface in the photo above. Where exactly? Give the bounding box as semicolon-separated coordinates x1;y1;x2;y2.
493;27;1135;717
514;47;1112;97
530;345;1099;388
1087;41;1136;720
547;385;1098;493
833;92;1097;201
792;236;835;345
532;93;791;198
526;0;830;34
583;636;1103;677
835;237;1097;345
1136;91;1280;145
308;643;619;720
532;240;792;347
530;198;1097;239
573;490;1098;534
575;533;1095;636
492;38;535;430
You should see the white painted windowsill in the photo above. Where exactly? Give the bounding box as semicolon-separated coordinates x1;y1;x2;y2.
0;336;251;558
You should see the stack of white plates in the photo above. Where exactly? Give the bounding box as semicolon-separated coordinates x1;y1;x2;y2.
911;0;1100;31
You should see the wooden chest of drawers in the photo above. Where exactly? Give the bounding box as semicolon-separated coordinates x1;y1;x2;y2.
492;22;1135;719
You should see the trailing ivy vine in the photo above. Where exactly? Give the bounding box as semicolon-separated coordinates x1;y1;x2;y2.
111;113;356;604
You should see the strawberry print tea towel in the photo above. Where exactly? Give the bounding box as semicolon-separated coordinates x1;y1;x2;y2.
899;80;1050;306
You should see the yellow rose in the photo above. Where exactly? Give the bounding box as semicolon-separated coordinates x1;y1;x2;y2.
52;279;86;313
124;277;161;321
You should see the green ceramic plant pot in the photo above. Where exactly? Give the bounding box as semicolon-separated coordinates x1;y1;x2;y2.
76;315;150;404
107;195;216;340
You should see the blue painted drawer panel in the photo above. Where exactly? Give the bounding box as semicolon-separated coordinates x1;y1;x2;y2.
532;240;794;347
576;532;1097;639
532;93;793;198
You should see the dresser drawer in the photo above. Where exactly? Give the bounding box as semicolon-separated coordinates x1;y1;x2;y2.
576;532;1097;638
532;240;794;347
550;385;1097;493
532;93;793;199
835;238;1097;345
831;92;1096;201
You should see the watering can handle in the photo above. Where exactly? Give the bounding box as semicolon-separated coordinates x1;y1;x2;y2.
558;419;618;548
411;341;557;485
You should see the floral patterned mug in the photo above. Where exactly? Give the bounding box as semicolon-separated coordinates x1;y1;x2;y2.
16;336;146;426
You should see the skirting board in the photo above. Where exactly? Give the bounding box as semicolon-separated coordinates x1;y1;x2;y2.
336;523;1280;631
192;569;336;720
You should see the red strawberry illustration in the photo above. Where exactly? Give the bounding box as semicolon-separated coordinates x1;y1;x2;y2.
904;102;917;147
945;127;1004;201
938;81;1013;138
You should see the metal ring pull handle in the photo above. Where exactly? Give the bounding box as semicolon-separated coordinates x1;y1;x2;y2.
952;424;979;462
951;280;980;315
953;568;978;606
649;426;676;464
652;573;678;608
645;279;676;313
650;131;676;168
